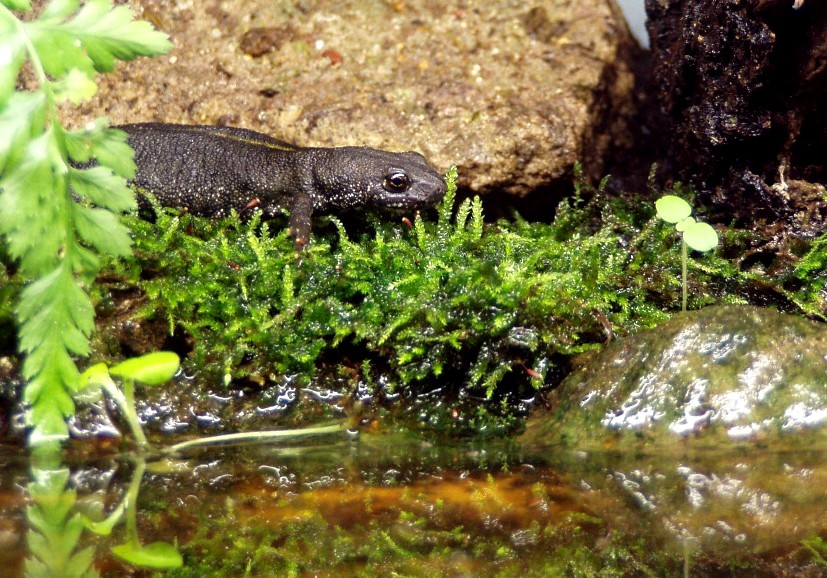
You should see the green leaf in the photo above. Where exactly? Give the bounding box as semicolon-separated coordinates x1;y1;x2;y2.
71;244;102;284
62;0;172;72
17;265;95;358
75;362;111;403
81;501;125;536
78;362;110;389
111;541;183;569
73;204;133;257
44;512;85;568
110;351;180;385
655;195;692;224
0;12;26;106
27;486;75;529
0;132;66;276
22;338;80;401
50;68;98;104
25;529;51;563
0;91;46;175
23;558;48;576
15;259;94;446
27;388;73;445
682;221;719;252
1;0;31;11
674;216;695;233
69;165;136;212
27;0;171;76
38;0;80;21
65;124;136;179
65;545;96;578
27;25;96;78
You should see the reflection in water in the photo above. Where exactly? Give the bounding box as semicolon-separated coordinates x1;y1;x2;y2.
24;448;181;577
25;450;97;577
3;429;827;576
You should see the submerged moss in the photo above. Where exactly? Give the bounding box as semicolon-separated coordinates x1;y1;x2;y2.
152;507;679;578
133;447;682;578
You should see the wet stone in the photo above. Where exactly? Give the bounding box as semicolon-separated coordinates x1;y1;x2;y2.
525;304;827;448
521;305;827;557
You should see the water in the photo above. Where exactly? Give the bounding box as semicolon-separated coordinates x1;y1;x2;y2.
2;425;826;577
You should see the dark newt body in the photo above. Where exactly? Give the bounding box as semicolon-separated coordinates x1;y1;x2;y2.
118;123;446;246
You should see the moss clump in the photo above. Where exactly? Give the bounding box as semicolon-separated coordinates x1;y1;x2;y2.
84;167;823;433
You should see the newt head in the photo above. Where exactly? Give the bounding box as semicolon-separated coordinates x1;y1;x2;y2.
319;147;446;212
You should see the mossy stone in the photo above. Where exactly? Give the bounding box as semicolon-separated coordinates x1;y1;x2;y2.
526;305;827;449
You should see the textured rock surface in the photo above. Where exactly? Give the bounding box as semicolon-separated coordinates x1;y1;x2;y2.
524;305;827;447
645;0;827;237
66;0;638;210
521;304;827;557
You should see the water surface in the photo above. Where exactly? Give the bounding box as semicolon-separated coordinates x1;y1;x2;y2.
2;427;825;577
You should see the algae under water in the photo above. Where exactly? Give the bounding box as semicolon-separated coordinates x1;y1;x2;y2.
2;426;826;577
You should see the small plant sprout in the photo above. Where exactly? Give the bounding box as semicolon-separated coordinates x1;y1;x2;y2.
655;195;719;311
76;351;180;449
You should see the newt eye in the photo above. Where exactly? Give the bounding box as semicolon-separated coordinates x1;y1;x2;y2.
384;171;409;192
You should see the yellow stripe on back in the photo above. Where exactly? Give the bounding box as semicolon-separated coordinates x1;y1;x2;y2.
182;125;298;152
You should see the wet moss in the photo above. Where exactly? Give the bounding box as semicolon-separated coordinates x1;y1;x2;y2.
83;169;825;434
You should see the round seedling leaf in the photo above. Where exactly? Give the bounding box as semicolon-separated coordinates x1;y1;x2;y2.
683;221;719;252
655;195;692;223
674;216;695;233
75;362;111;403
110;352;179;386
111;541;183;569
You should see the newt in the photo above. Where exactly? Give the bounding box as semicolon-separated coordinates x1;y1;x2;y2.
118;123;446;246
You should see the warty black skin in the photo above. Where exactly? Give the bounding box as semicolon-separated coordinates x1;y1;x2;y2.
118;123;447;246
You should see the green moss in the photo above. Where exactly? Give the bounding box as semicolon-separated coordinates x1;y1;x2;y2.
792;233;827;317
803;535;827;567
0;244;20;354
82;167;824;434
148;494;680;578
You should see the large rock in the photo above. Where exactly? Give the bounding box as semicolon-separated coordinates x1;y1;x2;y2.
645;0;827;237
521;304;827;558
524;305;827;448
67;0;638;208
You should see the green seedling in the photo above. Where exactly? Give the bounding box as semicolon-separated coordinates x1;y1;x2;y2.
655;195;719;311
77;351;180;449
77;350;347;454
76;349;348;571
75;354;184;567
